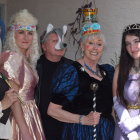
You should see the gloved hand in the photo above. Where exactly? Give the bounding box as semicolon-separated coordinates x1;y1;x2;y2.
113;96;139;139
119;115;140;134
113;96;130;121
127;131;139;140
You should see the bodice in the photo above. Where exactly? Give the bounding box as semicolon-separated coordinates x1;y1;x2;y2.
124;74;140;105
0;51;38;101
51;61;114;116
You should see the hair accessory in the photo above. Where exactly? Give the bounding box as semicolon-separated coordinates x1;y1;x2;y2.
124;23;140;32
9;25;36;31
81;22;101;36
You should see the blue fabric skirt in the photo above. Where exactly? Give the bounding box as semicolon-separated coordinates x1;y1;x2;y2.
62;116;115;140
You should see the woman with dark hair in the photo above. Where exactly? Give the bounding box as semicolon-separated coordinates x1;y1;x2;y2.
113;23;140;140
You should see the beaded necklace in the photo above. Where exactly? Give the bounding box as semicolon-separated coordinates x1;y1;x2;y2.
84;63;102;78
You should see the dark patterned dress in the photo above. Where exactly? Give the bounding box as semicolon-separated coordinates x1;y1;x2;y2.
51;61;115;140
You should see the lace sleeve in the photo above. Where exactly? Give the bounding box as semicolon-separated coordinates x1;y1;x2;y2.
51;63;79;106
100;64;115;82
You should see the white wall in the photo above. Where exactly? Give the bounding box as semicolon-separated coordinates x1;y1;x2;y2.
5;0;140;64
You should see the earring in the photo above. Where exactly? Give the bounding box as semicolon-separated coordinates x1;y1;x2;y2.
81;49;84;57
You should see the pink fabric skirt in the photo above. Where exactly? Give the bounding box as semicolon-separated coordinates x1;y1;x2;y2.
10;100;46;140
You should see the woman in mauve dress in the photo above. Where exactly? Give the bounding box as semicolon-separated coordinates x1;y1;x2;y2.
113;23;140;140
0;9;45;140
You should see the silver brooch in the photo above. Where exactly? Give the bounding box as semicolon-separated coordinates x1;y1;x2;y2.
103;71;106;76
80;66;85;72
90;83;99;92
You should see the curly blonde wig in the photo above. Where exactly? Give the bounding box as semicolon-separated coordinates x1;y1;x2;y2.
4;9;41;69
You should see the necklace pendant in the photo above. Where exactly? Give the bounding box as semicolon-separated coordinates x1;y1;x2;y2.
80;66;85;72
90;82;99;92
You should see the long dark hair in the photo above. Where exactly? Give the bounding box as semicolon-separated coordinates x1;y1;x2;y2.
117;24;140;106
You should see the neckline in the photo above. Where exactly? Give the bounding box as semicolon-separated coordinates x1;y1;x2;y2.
83;62;102;79
84;63;98;75
75;61;104;82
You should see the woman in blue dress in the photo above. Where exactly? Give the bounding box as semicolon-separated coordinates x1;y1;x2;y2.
47;23;115;140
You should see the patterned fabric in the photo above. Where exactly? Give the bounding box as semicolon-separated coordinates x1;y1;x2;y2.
9;25;36;31
0;51;46;140
51;61;115;140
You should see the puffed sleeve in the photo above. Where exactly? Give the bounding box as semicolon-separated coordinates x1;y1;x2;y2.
100;64;115;82
0;51;25;88
51;63;79;106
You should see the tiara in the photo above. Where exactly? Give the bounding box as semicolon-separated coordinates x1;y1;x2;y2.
124;23;140;32
9;25;36;31
81;23;101;36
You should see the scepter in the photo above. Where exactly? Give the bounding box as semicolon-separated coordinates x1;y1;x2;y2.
90;82;99;140
0;72;25;105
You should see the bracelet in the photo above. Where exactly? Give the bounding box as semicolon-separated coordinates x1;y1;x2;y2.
79;115;84;125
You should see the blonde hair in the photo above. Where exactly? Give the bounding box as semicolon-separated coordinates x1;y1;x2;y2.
4;9;40;69
80;32;106;46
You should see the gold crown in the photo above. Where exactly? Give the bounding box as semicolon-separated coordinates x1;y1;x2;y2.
124;23;140;32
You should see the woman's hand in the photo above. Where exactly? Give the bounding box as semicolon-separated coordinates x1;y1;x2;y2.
1;88;18;110
81;111;101;125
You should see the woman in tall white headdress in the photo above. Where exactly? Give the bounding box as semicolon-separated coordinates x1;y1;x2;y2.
0;9;46;140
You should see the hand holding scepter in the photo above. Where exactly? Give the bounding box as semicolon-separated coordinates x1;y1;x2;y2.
90;82;99;140
0;73;25;105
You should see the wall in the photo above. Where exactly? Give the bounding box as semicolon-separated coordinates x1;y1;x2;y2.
0;0;7;23
0;0;7;3
5;0;140;64
96;0;140;65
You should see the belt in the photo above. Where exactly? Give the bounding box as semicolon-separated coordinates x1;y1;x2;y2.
127;105;140;109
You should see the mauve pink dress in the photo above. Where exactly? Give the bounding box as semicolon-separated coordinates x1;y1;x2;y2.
0;51;46;140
